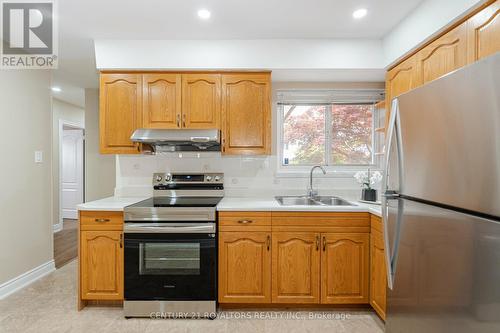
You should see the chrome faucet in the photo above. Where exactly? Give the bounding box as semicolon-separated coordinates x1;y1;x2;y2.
308;165;326;198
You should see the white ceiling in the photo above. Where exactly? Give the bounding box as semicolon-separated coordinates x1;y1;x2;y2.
52;0;424;105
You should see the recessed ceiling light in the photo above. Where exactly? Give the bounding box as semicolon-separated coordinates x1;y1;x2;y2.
353;8;368;19
197;9;211;20
51;86;61;92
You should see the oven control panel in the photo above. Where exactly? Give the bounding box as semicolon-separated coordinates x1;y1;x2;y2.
153;172;224;186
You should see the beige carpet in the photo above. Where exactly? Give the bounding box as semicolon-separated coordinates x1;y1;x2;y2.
0;261;384;332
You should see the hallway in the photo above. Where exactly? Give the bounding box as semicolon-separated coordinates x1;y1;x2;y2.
53;219;78;268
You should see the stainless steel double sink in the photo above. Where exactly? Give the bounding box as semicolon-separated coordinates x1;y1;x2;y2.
275;196;355;206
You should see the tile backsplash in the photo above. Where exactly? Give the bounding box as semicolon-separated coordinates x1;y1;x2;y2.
115;154;379;199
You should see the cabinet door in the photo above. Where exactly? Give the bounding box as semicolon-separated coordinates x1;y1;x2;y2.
182;74;221;129
221;73;271;155
321;233;369;304
370;230;387;320
99;73;142;154
142;73;181;129
218;232;271;303
467;0;500;62
416;23;468;85
386;56;419;114
80;230;123;300
272;232;320;303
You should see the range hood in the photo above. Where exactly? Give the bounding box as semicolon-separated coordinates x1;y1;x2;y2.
130;129;221;153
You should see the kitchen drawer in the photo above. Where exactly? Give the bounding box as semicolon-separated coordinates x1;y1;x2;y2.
219;211;271;231
80;211;124;230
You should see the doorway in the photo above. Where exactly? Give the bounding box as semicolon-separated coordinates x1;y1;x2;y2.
54;121;84;268
61;126;84;219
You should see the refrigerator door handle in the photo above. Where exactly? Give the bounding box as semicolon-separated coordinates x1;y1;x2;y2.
381;99;404;290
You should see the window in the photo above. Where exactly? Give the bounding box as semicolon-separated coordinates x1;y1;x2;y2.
278;89;384;172
282;103;375;167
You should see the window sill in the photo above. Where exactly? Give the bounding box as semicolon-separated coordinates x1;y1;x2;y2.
275;167;382;178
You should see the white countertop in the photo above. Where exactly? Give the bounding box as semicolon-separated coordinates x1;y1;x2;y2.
77;196;148;211
77;196;381;217
217;197;381;216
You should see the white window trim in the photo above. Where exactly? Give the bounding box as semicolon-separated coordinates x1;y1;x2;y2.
275;89;384;178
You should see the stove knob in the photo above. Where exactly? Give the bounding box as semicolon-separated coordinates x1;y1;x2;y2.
214;176;221;182
165;174;171;181
155;175;163;182
206;175;212;182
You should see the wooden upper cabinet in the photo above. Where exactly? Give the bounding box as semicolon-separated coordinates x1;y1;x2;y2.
182;74;221;129
386;56;419;113
321;233;369;304
221;73;271;155
416;23;468;85
218;232;271;303
80;230;123;300
99;73;142;154
272;232;320;303
142;73;181;129
467;0;500;62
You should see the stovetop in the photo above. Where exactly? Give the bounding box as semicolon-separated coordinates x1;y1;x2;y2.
127;196;223;208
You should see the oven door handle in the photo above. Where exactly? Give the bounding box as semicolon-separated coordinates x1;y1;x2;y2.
124;223;216;234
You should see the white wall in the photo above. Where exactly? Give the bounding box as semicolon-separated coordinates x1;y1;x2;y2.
95;39;385;70
116;154;380;200
0;70;53;286
383;0;486;66
84;89;115;201
52;98;85;229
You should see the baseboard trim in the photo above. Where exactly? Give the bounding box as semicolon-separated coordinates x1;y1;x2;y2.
0;260;56;300
53;221;63;233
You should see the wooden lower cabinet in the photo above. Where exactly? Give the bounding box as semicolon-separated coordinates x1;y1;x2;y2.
80;230;123;300
370;229;387;320
218;232;272;303
218;212;376;306
272;232;320;303
78;211;124;309
321;233;370;304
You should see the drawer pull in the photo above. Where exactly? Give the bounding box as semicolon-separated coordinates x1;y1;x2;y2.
95;218;111;223
237;219;253;224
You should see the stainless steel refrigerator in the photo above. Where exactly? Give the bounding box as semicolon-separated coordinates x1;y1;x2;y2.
383;53;500;333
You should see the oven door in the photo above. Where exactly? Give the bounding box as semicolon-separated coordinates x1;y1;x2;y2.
124;231;216;301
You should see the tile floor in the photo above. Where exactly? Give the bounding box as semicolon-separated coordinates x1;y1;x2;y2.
0;261;385;332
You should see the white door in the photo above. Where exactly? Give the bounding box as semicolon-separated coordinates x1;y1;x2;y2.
62;129;84;219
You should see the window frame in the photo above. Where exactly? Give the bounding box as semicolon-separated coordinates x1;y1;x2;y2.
276;90;383;177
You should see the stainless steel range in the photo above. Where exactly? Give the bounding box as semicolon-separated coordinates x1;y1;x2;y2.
123;172;224;318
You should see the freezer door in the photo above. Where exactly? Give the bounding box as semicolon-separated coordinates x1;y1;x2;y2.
386;198;500;333
395;53;500;217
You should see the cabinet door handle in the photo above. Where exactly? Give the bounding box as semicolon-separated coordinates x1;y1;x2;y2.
316;235;320;251
182;114;186;127
267;235;270;251
222;138;226;153
94;218;110;223
120;234;123;248
176;114;181;127
237;219;253;224
322;236;326;252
